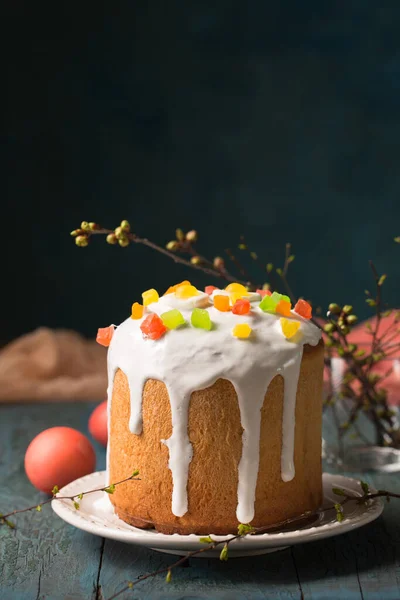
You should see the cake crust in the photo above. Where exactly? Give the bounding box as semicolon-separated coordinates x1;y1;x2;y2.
109;339;324;534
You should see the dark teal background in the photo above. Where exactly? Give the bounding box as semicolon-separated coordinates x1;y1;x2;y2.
4;2;400;341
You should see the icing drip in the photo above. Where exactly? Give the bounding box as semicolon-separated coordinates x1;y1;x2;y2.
162;388;193;517
106;289;321;522
280;353;303;482
234;376;267;523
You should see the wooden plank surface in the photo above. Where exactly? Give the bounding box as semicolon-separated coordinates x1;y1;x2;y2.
0;403;105;600
1;403;400;600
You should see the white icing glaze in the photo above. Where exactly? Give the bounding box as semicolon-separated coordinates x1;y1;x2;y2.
106;288;321;523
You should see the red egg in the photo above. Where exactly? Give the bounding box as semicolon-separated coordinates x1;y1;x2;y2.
88;400;108;447
24;427;96;494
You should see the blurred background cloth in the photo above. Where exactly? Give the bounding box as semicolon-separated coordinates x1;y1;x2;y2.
0;328;107;402
3;3;400;346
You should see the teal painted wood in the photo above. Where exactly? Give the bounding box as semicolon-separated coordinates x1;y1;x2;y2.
349;471;400;600
98;542;302;599
291;536;363;599
0;403;105;600
1;402;400;600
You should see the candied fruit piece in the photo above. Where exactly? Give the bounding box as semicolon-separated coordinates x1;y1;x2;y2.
256;289;272;297
160;309;186;329
142;288;159;306
164;286;176;295
175;285;199;299
232;298;251;315
232;323;252;339
191;308;212;330
140;314;167;340
214;295;230;312
280;318;301;339
275;300;292;317
271;291;290;304
131;302;144;319
259;295;277;313
225;282;248;295
163;280;191;295
294;299;312;320
96;325;115;347
205;285;218;295
230;292;244;305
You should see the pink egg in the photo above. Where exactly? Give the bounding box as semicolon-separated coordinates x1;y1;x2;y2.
24;427;96;494
88;400;108;447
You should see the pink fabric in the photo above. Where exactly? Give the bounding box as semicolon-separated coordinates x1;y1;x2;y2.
323;314;400;405
0;328;107;402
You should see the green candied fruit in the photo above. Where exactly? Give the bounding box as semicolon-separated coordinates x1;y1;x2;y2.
160;309;186;329
259;295;277;313
191;308;212;330
271;291;290;304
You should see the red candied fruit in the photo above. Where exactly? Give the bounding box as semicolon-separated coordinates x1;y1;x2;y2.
294;299;312;320
96;325;115;347
140;314;167;340
232;298;251;315
205;285;218;295
257;289;272;298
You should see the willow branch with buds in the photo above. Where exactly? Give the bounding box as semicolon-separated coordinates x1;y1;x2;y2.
0;470;140;528
71;220;400;449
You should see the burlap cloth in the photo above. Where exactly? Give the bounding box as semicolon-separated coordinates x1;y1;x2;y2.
0;328;107;402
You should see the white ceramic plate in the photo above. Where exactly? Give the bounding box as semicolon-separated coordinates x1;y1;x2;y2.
52;471;383;557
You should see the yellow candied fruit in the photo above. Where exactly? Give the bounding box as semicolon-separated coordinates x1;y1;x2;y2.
142;288;159;306
131;302;144;319
232;323;252;339
225;282;249;295
175;284;200;299
280;318;301;339
163;280;191;296
230;292;244;305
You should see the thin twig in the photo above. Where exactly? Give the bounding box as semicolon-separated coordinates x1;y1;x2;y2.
0;475;140;522
224;247;252;283
277;243;296;304
92;229;250;287
106;487;394;599
369;260;383;360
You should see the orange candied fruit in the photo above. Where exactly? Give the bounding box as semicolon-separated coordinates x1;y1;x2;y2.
131;302;144;320
275;300;292;317
232;298;251;315
96;325;115;347
140;314;167;340
256;289;272;298
163;280;191;296
294;299;312;320
214;294;230;312
205;285;218;295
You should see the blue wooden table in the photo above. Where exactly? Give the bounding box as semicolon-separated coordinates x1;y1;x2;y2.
1;402;400;600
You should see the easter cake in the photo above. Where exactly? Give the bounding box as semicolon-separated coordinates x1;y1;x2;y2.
99;282;324;535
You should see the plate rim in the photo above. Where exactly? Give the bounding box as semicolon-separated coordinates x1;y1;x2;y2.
51;471;384;550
